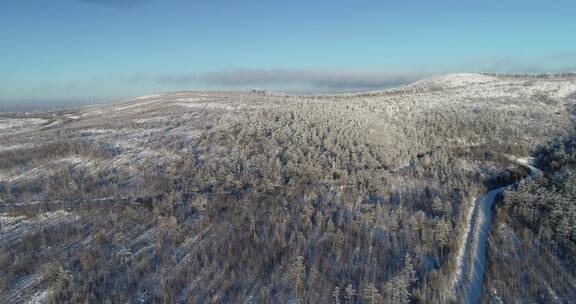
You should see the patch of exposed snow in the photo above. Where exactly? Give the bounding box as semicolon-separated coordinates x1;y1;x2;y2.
26;289;50;304
0;118;47;131
176;102;235;110
113;97;164;112
0;156;95;183
409;73;498;90
0;143;35;153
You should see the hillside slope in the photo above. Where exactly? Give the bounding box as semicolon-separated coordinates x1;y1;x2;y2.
1;74;575;303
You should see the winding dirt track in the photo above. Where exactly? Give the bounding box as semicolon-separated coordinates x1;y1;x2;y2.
450;157;541;303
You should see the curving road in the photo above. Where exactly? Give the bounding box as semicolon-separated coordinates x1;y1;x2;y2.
450;157;541;303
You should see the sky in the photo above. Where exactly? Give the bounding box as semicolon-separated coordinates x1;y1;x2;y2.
1;0;575;109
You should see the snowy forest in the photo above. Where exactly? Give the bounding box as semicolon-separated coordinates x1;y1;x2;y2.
0;74;575;303
486;127;576;302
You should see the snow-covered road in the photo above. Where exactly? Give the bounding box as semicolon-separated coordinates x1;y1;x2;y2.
450;157;541;303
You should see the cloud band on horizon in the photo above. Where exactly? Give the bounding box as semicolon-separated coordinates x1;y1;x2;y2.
72;0;150;9
155;69;431;92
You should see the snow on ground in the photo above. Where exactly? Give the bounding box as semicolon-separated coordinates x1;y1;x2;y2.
0;118;48;132
0;156;95;183
450;157;542;303
408;73;498;90
401;73;576;102
112;94;173;112
7;268;52;304
508;156;543;177
3;212;104;304
176;101;235;110
0;211;79;248
39;120;60;129
0;143;35;153
26;289;50;304
462;186;506;304
1;74;575;302
0;214;29;236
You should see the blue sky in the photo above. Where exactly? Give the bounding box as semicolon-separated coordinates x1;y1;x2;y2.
1;0;575;108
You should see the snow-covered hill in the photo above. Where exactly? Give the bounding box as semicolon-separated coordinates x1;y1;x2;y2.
1;74;575;303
